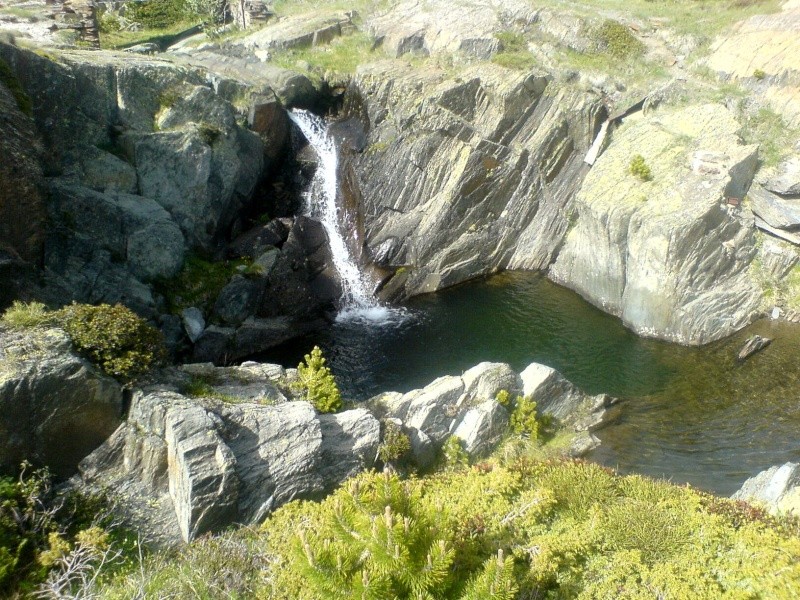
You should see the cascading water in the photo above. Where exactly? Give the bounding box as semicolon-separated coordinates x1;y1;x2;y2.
288;109;401;323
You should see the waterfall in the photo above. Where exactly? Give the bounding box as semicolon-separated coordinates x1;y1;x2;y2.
288;109;394;322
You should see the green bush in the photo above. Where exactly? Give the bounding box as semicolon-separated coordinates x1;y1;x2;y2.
0;463;123;597
265;472;518;599
495;389;511;408
595;19;645;58
377;420;411;465
753;68;767;80
0;301;53;329
295;346;342;413
56;303;166;382
629;154;653;181
103;460;800;599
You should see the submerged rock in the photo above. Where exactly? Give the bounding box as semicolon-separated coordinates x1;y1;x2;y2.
737;335;772;362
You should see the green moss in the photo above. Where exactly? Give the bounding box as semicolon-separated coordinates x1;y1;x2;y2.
491;30;536;71
491;51;537;71
0;58;32;117
156;254;250;315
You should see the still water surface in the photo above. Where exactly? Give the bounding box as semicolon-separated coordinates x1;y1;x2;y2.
263;272;800;495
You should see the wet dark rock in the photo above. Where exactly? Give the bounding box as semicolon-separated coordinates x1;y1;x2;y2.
229;218;291;258
212;275;265;326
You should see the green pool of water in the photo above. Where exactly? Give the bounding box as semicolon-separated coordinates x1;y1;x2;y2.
264;271;800;495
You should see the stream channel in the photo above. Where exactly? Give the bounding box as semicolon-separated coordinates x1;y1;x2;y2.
263;271;800;496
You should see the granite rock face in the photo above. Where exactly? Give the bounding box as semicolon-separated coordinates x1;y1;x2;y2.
550;104;761;344
0;327;122;477
704;0;800;127
349;62;605;298
0;77;46;266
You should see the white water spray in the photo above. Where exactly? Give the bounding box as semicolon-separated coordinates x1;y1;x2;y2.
289;109;400;323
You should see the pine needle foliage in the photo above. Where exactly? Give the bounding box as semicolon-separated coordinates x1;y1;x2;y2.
295;346;342;413
287;473;459;599
510;395;539;440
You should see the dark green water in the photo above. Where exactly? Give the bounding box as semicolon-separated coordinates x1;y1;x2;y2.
263;272;800;495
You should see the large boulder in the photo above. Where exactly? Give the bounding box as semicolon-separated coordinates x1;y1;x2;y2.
0;327;123;477
76;363;380;542
166;405;239;542
732;463;800;515
550;104;761;344
48;180;186;282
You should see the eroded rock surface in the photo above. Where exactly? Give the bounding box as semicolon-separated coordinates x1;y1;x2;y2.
350;62;605;297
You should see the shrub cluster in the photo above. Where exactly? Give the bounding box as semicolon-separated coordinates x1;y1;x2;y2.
0;463;123;597
629;153;653;181
256;462;800;599
595;19;645;58
57;303;166;382
377;420;411;466
295;346;342;413
1;302;166;382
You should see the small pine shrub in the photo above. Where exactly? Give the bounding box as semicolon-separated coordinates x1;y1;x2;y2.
442;435;470;470
629;154;653;182
295;346;342;413
56;303;166;382
753;68;767;80
510;395;539;440
460;550;518;600
0;301;53;329
377;420;411;465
